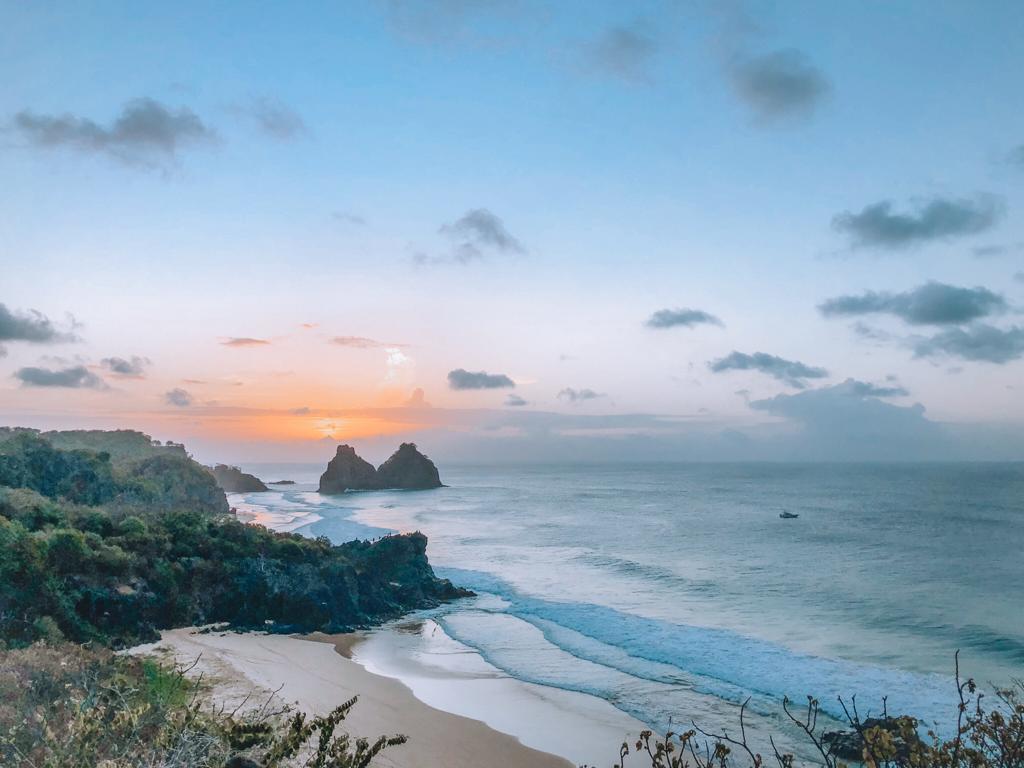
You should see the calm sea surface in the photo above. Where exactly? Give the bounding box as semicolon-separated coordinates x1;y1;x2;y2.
234;462;1024;738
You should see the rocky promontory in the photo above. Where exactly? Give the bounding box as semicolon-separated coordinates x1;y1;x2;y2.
211;464;269;493
318;444;380;493
318;442;443;493
377;442;443;489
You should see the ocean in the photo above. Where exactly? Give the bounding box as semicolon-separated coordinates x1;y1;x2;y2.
233;462;1024;747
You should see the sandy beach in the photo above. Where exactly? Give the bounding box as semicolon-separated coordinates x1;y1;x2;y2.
136;627;644;768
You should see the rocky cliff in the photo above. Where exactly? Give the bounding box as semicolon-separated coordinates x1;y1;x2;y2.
211;464;269;493
317;442;444;493
318;444;380;493
377;442;443;489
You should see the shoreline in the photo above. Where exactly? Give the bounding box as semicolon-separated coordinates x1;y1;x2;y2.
134;626;643;768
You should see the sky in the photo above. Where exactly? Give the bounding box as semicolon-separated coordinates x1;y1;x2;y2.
2;0;1023;464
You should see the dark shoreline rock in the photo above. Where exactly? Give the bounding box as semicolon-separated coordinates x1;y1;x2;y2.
268;480;295;485
377;443;443;490
317;443;444;494
211;464;269;493
318;445;380;493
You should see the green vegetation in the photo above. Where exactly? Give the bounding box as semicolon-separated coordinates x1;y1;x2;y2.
0;429;227;514
0;641;405;767
0;428;467;648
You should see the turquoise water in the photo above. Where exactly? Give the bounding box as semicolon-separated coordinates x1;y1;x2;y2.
235;462;1024;736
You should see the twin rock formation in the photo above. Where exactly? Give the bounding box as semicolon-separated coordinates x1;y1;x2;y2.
319;443;442;494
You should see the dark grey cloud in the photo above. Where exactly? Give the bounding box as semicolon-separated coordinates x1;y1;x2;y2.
234;97;305;139
558;387;604;403
505;394;528;407
439;208;525;263
842;379;909;398
972;242;1024;258
0;303;76;356
221;337;270;347
709;351;828;389
728;49;829;121
1015;272;1024;284
165;388;194;407
581;23;658;84
819;282;1007;326
913;324;1024;364
448;368;515;389
832;195;1003;249
645;307;724;329
14;365;105;389
100;355;150;377
10;98;215;167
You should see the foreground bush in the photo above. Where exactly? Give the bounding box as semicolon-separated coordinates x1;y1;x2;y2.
611;654;1024;768
0;641;405;768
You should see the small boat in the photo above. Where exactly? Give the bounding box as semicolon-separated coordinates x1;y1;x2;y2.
779;511;799;519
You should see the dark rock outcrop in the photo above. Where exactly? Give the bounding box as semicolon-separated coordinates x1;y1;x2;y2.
211;464;269;493
822;717;924;761
318;445;380;494
376;443;443;489
317;443;444;493
268;480;295;485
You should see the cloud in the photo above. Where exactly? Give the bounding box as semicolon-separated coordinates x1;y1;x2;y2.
842;379;909;398
504;393;528;407
289;406;311;415
447;368;515;389
384;0;522;45
851;322;893;343
1015;272;1024;284
0;302;77;356
164;388;194;407
14;365;105;389
558;387;604;403
330;336;398;349
645;307;724;329
438;208;525;263
1008;144;1024;167
10;98;215;167
221;337;270;347
581;23;658;84
832;195;1004;249
819;282;1007;326
100;355;150;377
333;211;367;225
913;324;1024;364
709;351;828;388
972;242;1024;258
728;49;829;121
405;388;431;408
233;97;305;139
747;380;949;460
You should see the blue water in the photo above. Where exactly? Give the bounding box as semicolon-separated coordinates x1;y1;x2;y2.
235;462;1024;736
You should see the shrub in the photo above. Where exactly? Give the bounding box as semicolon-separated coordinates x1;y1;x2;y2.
0;641;405;768
609;654;1024;768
